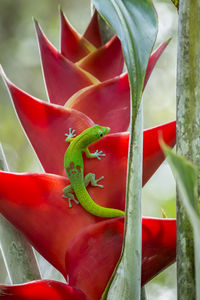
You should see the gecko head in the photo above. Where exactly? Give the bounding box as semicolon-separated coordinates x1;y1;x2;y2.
80;125;110;148
84;125;110;145
93;125;110;140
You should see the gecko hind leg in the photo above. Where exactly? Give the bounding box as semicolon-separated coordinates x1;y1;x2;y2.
62;185;79;208
84;173;104;189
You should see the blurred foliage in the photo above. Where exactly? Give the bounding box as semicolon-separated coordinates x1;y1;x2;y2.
0;0;178;298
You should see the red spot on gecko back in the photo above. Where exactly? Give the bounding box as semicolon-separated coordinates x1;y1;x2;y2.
70;162;75;169
76;165;81;173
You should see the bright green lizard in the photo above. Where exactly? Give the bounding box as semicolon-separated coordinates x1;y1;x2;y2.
62;125;125;218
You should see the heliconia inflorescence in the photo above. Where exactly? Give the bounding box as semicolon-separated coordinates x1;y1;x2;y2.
0;9;176;300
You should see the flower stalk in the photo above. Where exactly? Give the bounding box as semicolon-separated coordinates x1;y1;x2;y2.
176;0;200;298
106;103;143;300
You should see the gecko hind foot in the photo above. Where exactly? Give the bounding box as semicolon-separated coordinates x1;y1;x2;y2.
94;175;104;188
62;194;79;208
89;174;104;188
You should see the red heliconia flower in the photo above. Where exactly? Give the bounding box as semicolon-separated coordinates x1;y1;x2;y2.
0;10;176;299
0;280;88;300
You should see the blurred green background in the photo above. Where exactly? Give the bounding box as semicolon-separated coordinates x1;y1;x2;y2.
0;0;178;298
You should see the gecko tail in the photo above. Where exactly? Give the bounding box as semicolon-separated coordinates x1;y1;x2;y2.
81;197;125;218
74;185;125;218
93;207;125;218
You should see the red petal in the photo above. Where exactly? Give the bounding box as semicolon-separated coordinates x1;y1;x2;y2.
65;42;170;132
77;36;124;81
0;166;175;279
35;20;97;105
0;66;94;176
1;69;176;185
66;217;176;300
66;218;123;300
144;39;171;88
143;120;176;185
84;133;128;212
142;217;176;285
0;280;87;300
65;73;129;133
83;10;102;48
60;9;96;62
0;172;96;276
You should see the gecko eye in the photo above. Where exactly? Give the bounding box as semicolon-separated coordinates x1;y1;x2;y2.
100;132;103;137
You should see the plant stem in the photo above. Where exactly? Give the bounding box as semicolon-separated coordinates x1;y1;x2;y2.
176;0;200;298
0;145;41;283
141;286;147;300
90;2;157;298
97;8;144;295
106;103;143;300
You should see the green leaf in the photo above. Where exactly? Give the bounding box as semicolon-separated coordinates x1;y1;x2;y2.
162;142;200;299
162;143;198;217
92;1;158;299
92;0;158;120
92;2;157;299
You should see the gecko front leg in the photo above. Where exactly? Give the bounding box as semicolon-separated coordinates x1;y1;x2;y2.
84;147;106;160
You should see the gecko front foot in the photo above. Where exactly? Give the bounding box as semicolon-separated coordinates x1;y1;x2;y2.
65;128;76;138
65;128;76;142
94;150;106;160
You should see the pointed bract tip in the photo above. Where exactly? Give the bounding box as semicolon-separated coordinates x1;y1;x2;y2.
167;37;173;44
0;64;4;77
33;19;43;37
33;18;41;31
59;7;71;26
0;65;8;83
59;4;63;15
33;17;38;26
0;65;14;91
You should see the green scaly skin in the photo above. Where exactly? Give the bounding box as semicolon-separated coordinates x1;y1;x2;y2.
63;125;125;218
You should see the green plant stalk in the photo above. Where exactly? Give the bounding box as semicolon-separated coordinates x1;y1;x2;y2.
0;144;41;283
0;250;9;283
105;103;143;300
141;286;147;300
176;0;200;298
92;1;157;299
91;5;146;297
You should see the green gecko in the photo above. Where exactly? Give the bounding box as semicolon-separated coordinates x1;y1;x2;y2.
62;125;125;218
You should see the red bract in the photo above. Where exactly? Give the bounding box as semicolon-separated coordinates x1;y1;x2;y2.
66;218;176;300
0;171;176;299
65;41;170;133
0;69;175;182
0;280;88;300
60;10;102;61
77;36;124;82
0;9;176;300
